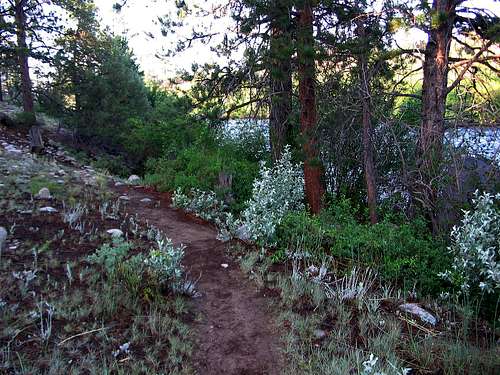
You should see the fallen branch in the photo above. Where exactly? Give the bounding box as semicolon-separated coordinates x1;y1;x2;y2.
57;327;107;346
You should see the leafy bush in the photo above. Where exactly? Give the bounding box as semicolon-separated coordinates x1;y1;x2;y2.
88;238;132;278
242;146;304;246
146;142;260;212
439;191;500;296
326;216;446;295
274;211;325;263
93;154;131;177
145;238;186;291
171;188;227;222
89;236;188;295
274;198;447;295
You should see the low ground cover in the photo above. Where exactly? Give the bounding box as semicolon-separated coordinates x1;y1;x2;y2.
0;129;195;374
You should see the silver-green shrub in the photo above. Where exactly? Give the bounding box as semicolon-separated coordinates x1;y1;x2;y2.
241;146;304;246
440;191;500;295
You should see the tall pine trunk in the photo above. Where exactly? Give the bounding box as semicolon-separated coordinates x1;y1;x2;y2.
269;0;293;163
298;0;324;214
356;19;378;224
0;72;3;102
14;0;43;153
417;0;457;232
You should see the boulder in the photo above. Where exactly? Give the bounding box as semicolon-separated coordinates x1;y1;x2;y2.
140;198;152;203
35;187;51;200
127;175;141;184
0;227;7;250
399;303;437;326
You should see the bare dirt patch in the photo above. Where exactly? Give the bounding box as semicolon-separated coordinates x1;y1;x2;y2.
114;185;284;375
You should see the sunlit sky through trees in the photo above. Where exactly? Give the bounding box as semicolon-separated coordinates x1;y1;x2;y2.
91;0;499;80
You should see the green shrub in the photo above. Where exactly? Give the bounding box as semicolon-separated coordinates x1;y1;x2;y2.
275;198;447;295
275;211;325;263
93;154;131;177
14;111;37;128
145;143;260;212
326;217;447;295
87;238;132;278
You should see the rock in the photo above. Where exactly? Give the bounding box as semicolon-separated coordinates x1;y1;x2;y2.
140;198;152;203
399;303;437;326
35;187;51;200
5;145;22;158
0;227;7;250
221;263;229;268
39;207;58;213
115;181;124;187
106;229;124;238
235;224;250;241
127;175;141;184
118;195;130;201
313;329;327;339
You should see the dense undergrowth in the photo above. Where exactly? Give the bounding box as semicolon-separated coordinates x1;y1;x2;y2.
169;148;499;374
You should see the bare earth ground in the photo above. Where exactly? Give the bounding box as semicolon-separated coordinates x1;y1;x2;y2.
113;185;283;375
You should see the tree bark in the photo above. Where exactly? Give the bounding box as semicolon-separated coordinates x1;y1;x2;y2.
356;20;378;224
14;0;43;153
0;72;3;102
298;0;324;214
417;0;458;232
269;0;293;163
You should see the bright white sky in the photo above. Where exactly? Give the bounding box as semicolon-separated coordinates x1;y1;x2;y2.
94;0;233;80
93;0;500;80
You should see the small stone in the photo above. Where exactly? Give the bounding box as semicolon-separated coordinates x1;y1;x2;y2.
19;210;33;215
115;181;124;187
35;187;51;200
399;303;437;326
0;227;7;250
39;207;58;213
127;175;141;184
119;196;130;201
235;224;250;241
221;263;229;268
313;329;327;339
106;229;124;238
140;198;152;203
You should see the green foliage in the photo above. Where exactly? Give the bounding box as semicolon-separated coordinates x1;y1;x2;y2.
274;198;447;295
325;204;447;294
145;129;261;212
13;111;36;128
87;238;132;278
122;90;197;170
29;176;64;197
275;211;324;262
93;154;131;177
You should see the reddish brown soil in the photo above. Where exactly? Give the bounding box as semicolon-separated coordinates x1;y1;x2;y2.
114;185;284;375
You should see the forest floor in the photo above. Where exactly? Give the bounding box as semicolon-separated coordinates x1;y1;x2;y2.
0;123;283;374
112;184;284;375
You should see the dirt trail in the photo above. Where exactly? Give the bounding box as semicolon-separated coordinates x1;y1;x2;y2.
114;185;283;375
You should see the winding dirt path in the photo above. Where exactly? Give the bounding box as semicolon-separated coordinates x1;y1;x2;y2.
114;185;283;375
